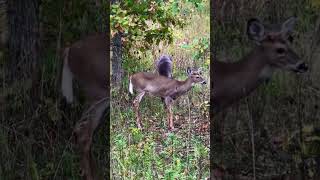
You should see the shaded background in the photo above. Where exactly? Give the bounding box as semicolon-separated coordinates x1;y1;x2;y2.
0;0;108;179
212;0;320;179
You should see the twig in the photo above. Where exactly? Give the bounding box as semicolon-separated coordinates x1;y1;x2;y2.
246;99;256;180
52;134;74;180
297;75;305;180
79;97;109;122
186;95;192;176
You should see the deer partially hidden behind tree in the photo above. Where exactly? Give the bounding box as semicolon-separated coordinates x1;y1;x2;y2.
129;66;206;130
212;17;308;142
61;33;108;180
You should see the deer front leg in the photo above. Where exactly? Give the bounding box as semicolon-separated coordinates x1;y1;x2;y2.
133;91;145;129
165;97;174;130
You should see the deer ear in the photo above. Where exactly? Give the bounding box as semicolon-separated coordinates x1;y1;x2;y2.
186;67;192;75
281;16;297;35
247;18;265;43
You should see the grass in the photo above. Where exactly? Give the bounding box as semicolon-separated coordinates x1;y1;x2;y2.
111;74;210;179
0;49;110;179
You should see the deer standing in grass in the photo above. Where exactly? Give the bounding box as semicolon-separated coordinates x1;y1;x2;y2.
212;17;308;140
61;33;108;180
129;67;206;130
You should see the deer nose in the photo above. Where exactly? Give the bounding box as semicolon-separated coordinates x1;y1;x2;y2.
201;81;207;85
296;62;308;72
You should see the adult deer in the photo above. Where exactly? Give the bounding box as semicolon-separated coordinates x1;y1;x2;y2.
61;33;108;180
212;17;308;113
129;67;206;130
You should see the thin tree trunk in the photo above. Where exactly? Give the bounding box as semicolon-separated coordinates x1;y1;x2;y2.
111;0;122;85
0;0;8;49
7;0;40;109
7;0;40;81
111;32;122;85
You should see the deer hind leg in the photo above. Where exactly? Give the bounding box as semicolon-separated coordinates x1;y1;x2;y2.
133;91;145;129
164;97;174;130
74;100;107;180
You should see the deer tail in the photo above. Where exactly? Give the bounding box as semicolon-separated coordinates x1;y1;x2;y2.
61;47;74;103
129;75;133;94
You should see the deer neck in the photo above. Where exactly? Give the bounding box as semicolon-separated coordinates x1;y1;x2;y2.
235;47;274;95
171;78;194;98
213;47;276;110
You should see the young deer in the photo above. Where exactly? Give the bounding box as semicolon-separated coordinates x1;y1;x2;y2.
212;17;308;113
61;33;108;180
129;67;206;130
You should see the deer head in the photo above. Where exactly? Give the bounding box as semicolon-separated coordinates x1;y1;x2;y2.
247;17;308;73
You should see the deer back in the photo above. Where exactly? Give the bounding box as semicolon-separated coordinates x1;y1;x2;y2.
67;33;108;100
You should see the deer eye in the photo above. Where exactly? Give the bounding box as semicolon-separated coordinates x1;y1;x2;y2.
276;48;285;54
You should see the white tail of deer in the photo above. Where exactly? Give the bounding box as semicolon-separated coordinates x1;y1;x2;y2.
129;67;206;130
212;17;308;113
61;47;73;103
61;33;108;180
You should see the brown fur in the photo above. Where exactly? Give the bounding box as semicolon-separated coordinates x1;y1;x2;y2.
62;33;108;180
212;17;307;113
130;68;206;130
212;17;308;145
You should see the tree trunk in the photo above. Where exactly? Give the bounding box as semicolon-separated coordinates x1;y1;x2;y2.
111;32;122;85
7;0;40;81
111;0;122;85
0;0;8;50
